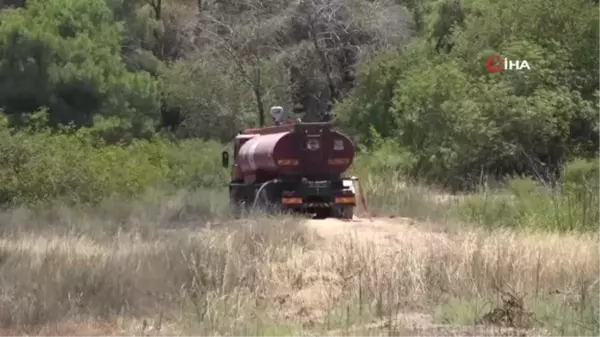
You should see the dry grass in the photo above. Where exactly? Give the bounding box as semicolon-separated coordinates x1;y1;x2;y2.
0;191;309;335
272;218;599;336
0;188;597;336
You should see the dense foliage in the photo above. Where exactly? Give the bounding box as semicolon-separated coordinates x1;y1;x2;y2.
337;0;599;188
0;0;597;231
0;0;159;137
0;111;224;205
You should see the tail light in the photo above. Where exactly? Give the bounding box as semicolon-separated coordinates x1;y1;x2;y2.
335;196;355;204
329;158;350;165
277;159;299;166
282;197;302;204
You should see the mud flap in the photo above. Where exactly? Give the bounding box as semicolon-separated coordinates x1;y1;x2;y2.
333;205;354;220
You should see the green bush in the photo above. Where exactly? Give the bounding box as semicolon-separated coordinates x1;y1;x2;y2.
336;0;598;189
0;113;224;206
563;158;599;190
453;159;599;232
0;0;159;134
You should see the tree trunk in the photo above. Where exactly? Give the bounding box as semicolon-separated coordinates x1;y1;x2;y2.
255;86;265;127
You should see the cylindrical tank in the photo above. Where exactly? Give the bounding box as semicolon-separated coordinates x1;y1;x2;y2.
236;130;355;176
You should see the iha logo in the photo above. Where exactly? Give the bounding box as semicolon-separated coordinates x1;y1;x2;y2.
485;55;531;73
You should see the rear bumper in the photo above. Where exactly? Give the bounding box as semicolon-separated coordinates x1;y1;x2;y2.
278;178;356;209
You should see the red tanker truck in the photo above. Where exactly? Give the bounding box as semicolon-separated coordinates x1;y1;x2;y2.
220;109;357;219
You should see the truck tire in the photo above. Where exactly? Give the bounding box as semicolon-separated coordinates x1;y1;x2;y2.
229;187;245;218
314;208;332;219
334;206;354;220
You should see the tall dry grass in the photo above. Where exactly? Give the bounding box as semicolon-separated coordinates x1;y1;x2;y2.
347;167;598;335
271;220;599;336
0;186;597;336
0;190;309;335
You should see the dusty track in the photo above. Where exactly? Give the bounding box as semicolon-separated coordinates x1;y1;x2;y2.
272;215;556;336
305;215;420;244
0;213;564;337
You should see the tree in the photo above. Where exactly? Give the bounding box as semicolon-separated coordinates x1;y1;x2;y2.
199;0;282;127
284;0;412;122
0;0;25;9
335;0;598;188
0;0;159;137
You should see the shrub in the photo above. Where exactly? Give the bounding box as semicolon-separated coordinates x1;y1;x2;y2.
0;114;223;205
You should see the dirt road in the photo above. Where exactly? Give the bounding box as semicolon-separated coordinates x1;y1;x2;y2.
304;215;425;245
43;214;583;336
271;215;554;336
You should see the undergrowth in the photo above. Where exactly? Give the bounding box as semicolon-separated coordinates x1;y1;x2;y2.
353;145;599;232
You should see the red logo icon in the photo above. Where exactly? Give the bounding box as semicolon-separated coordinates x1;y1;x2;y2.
485;55;503;73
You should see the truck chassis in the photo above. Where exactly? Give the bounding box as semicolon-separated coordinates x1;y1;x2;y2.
229;177;355;219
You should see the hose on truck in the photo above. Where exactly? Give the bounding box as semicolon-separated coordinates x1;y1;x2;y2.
251;179;279;211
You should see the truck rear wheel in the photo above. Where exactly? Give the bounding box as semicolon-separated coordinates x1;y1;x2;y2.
313;208;332;219
229;185;246;218
334;206;354;220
